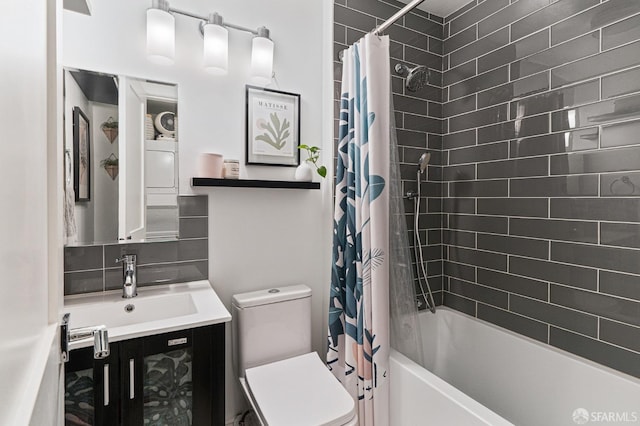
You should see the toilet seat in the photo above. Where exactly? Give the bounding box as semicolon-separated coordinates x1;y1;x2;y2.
243;352;357;426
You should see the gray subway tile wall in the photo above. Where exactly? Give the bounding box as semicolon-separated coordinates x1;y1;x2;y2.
602;67;640;99
600;271;640;301
438;0;640;378
550;327;640;378
334;0;445;305
551;40;640;88
335;0;640;378
510;0;599;41
64;195;208;295
477;302;548;343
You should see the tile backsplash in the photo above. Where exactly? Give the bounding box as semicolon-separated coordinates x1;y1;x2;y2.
64;195;208;295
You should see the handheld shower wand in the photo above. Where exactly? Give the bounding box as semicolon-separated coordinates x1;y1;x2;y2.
410;152;436;313
418;152;431;174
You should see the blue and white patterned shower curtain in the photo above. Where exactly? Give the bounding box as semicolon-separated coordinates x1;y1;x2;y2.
328;34;391;426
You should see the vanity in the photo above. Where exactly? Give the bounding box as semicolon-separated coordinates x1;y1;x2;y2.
63;281;230;426
62;64;230;425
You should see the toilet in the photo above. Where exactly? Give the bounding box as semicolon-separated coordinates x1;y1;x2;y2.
232;285;357;426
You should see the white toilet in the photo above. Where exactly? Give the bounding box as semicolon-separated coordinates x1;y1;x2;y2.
232;284;357;426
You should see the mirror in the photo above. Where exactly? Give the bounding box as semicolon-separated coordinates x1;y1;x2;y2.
63;68;179;246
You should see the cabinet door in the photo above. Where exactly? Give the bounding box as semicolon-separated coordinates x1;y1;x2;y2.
121;329;197;426
120;326;225;426
118;76;146;241
64;343;120;426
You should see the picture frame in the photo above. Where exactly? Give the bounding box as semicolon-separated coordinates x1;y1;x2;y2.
73;106;91;201
245;85;300;167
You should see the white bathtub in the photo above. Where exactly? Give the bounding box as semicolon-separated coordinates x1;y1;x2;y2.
390;307;640;426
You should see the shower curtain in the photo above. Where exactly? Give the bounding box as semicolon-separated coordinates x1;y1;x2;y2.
327;33;391;426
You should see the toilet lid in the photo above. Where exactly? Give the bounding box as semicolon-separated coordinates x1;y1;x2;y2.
245;352;356;426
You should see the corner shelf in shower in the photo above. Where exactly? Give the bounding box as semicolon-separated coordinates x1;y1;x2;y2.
191;177;321;190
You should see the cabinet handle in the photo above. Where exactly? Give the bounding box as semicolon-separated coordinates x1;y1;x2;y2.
129;359;135;399
103;364;109;406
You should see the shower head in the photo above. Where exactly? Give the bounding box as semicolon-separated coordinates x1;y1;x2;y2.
394;63;429;92
418;152;431;173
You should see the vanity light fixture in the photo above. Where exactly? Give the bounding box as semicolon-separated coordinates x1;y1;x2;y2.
146;0;175;65
203;13;228;75
146;1;274;84
251;27;275;85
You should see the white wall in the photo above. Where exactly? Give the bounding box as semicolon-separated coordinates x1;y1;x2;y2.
64;72;94;244
91;103;119;242
63;0;333;421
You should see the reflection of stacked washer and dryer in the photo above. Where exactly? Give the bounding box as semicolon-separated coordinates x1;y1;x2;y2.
144;103;179;240
146;110;177;141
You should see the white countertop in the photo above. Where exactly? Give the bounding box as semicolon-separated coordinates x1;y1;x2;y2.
64;280;231;350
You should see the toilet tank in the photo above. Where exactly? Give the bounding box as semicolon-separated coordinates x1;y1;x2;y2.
232;285;312;376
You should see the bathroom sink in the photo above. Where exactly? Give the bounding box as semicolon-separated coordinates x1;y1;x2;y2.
69;292;198;329
64;280;231;349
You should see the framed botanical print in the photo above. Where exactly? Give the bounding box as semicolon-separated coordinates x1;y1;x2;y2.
245;85;300;167
73;106;91;201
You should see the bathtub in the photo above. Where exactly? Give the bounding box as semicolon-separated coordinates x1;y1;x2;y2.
390;307;640;426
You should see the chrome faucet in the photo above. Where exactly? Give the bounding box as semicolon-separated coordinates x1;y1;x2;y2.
116;254;137;298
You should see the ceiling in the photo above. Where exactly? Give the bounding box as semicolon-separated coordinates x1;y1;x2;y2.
397;0;472;20
63;0;91;15
69;70;119;105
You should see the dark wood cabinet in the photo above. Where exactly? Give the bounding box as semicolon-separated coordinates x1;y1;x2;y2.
65;324;225;426
65;342;120;426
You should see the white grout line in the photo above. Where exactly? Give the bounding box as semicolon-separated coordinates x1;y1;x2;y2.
599;28;603;53
65;267;104;274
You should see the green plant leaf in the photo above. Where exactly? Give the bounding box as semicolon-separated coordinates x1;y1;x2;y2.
317;166;327;178
298;144;309;150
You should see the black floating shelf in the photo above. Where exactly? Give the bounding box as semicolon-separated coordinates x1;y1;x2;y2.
191;177;320;190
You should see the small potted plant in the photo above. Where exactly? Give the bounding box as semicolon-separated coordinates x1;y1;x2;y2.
296;144;327;181
101;117;119;143
100;154;119;180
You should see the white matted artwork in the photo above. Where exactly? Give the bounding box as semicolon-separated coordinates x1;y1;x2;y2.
245;85;300;166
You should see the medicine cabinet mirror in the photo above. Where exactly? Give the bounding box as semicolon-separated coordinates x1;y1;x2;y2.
63;68;179;246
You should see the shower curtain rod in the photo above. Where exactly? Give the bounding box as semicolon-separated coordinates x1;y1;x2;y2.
339;0;426;61
372;0;426;35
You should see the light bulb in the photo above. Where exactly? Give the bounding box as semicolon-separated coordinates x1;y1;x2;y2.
203;23;228;75
250;36;274;86
146;7;175;65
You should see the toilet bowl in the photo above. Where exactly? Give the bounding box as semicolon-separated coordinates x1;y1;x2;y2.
232;285;357;426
